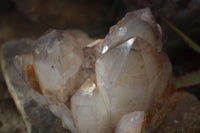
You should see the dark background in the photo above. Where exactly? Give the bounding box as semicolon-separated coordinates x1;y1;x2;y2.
0;0;200;133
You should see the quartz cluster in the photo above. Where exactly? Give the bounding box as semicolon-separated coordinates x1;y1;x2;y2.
2;8;176;133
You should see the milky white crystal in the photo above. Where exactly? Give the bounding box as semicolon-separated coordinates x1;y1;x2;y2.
71;79;110;133
115;111;145;133
33;30;83;102
32;30;84;132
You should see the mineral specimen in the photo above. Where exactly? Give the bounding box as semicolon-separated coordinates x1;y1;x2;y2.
1;8;177;133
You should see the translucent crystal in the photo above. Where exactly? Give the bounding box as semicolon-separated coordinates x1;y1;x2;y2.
95;37;136;123
14;54;34;86
49;103;77;132
32;30;83;132
102;8;162;54
115;111;145;133
71;79;110;133
32;30;83;103
96;37;172;128
1;40;68;133
13;54;46;105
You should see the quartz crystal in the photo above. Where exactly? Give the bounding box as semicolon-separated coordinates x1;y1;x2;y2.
32;30;83;103
96;37;172;129
71;79;110;133
1;8;177;133
101;8;162;54
115;111;145;133
32;30;84;132
1;40;69;133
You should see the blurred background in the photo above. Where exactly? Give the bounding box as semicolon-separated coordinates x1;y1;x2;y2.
0;0;200;133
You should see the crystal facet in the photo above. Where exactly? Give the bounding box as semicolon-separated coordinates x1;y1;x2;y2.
71;79;110;133
102;8;162;54
33;30;83;102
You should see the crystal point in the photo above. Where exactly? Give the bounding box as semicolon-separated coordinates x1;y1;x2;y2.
71;79;110;133
32;30;84;131
33;30;83;102
102;8;161;54
115;111;146;133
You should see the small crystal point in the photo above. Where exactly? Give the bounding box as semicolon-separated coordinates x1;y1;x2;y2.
49;103;77;133
80;79;96;96
71;79;110;133
115;111;146;133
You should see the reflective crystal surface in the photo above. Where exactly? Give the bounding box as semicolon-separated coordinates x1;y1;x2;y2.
102;8;162;54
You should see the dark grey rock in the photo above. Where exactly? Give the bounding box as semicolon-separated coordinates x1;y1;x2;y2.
155;92;200;133
0;99;27;133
